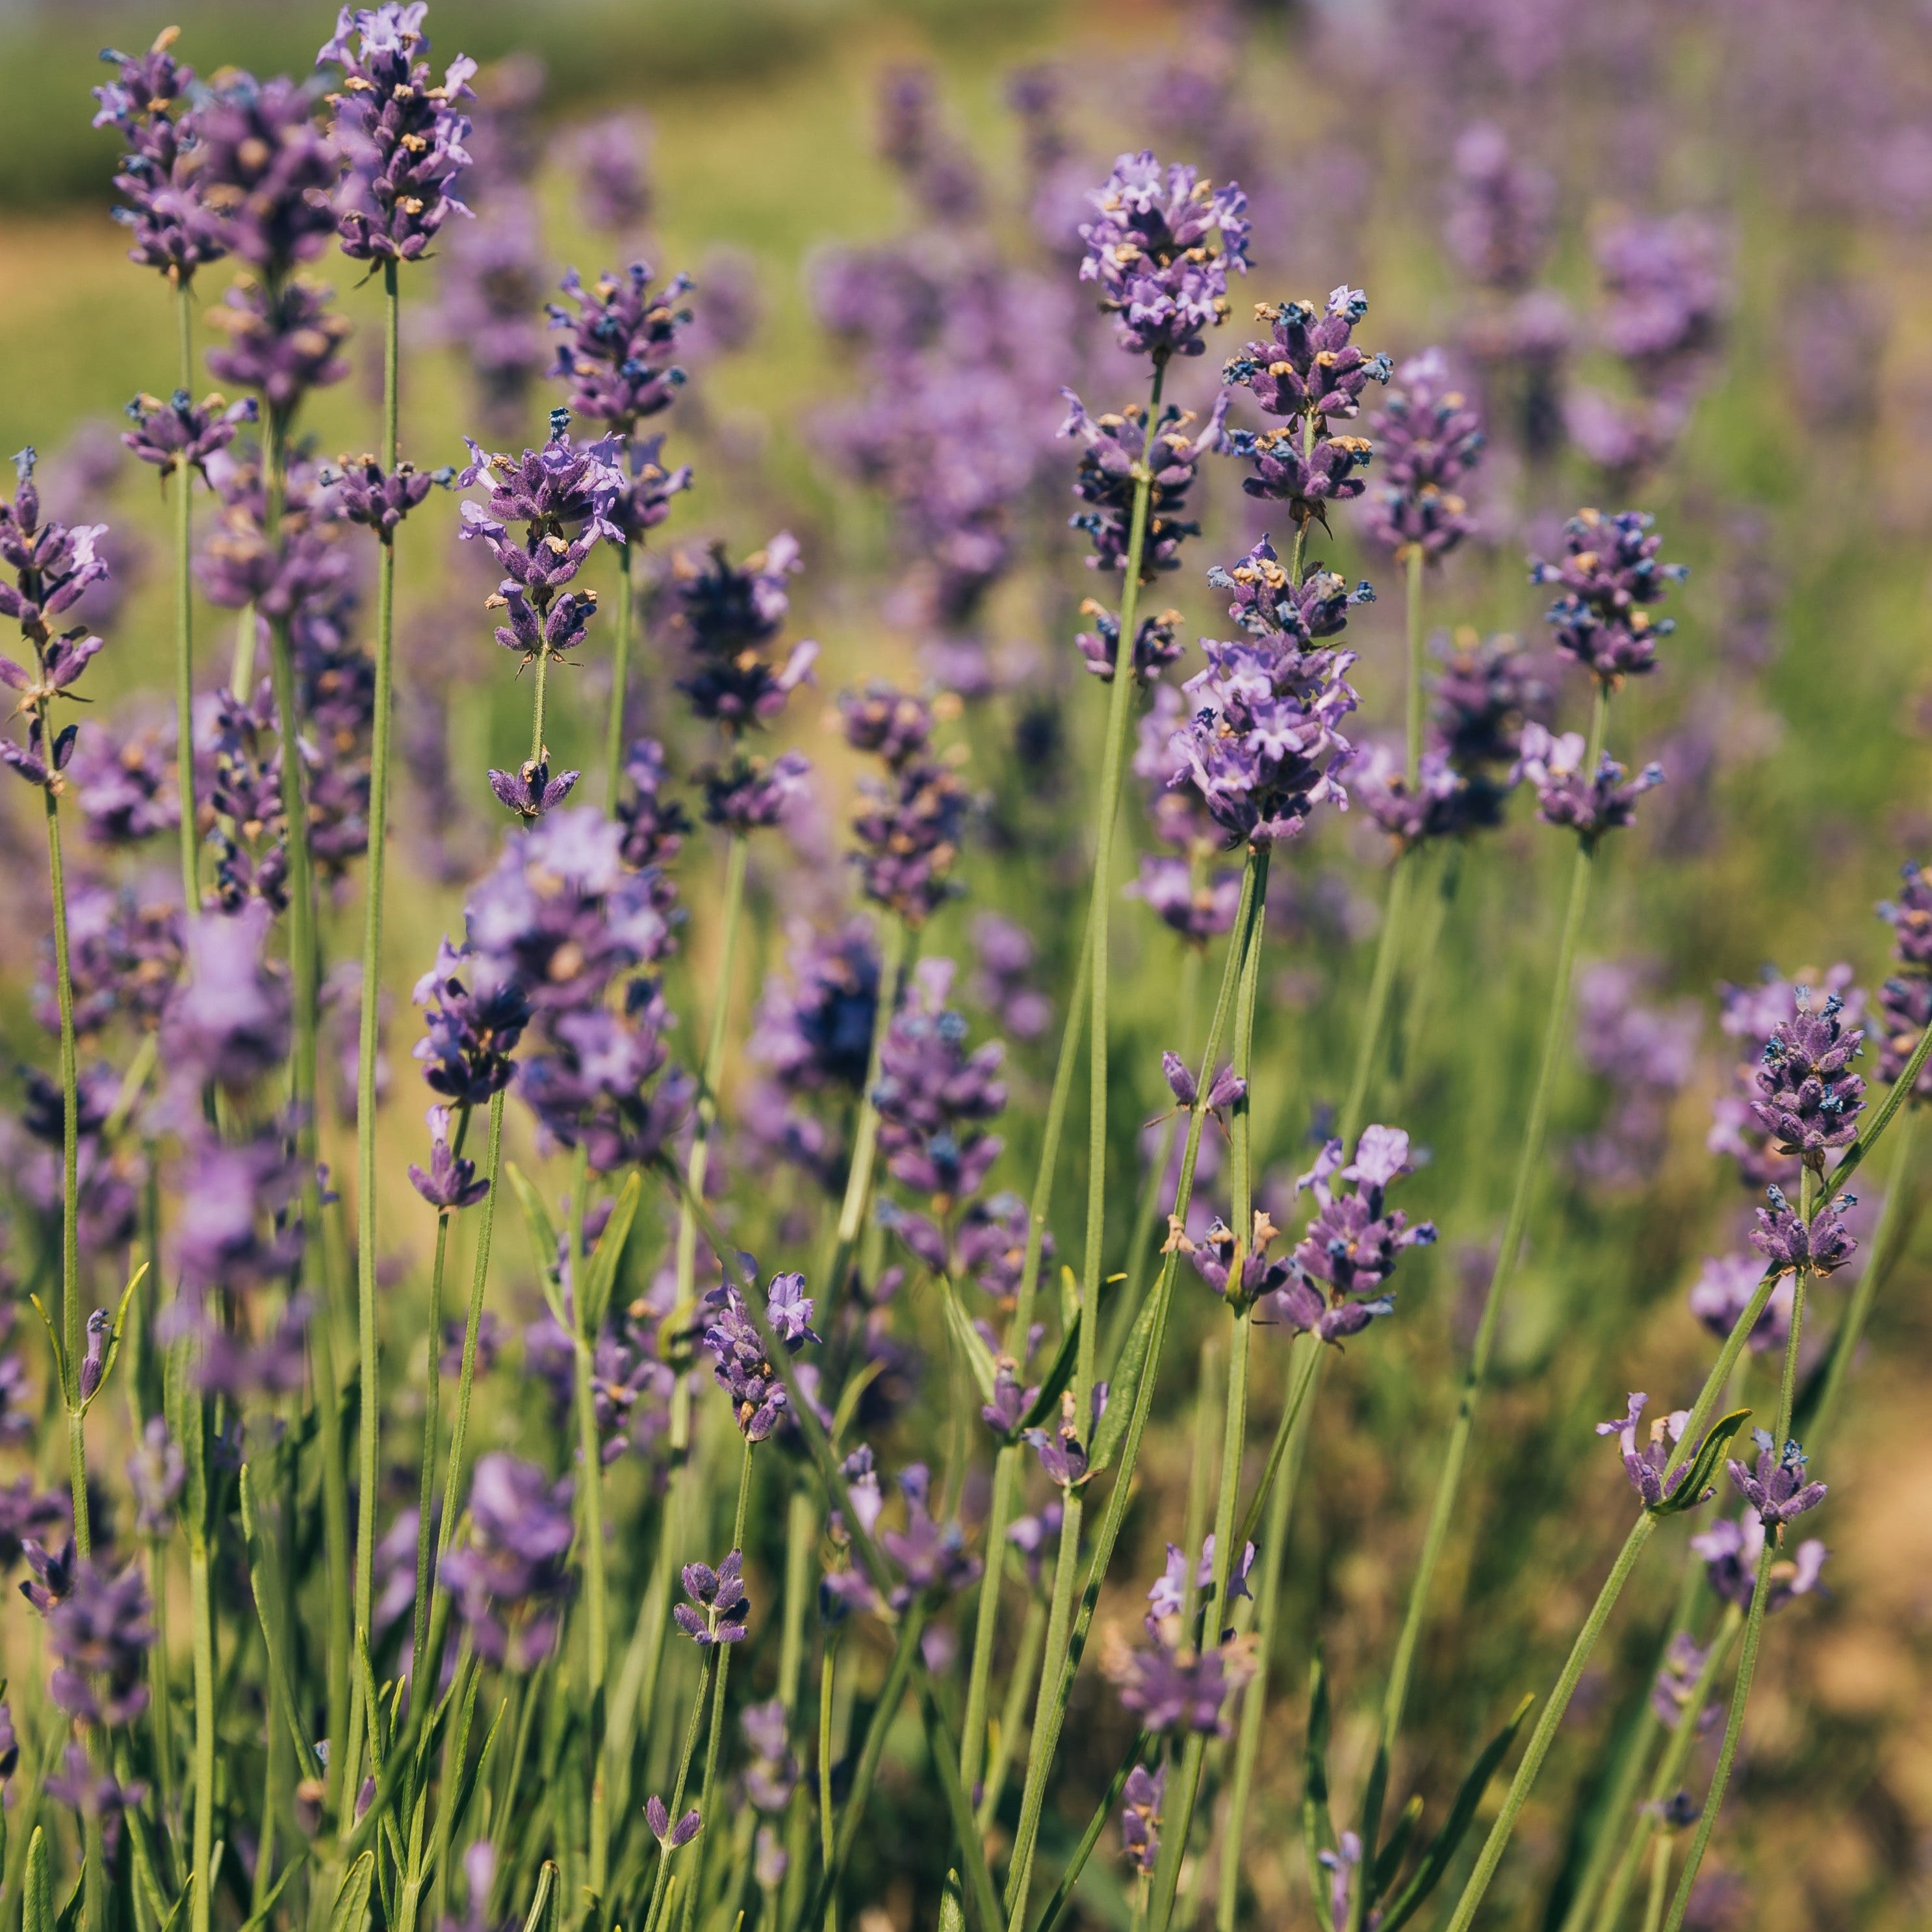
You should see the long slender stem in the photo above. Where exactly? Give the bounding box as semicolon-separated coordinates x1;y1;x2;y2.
818;1637;838;1932
438;1087;506;1558
826;915;911;1307
189;1540;217;1932
410;1182;458;1696
606;537;634;803
43;790;88;1549
678;1441;756;1932
642;1651;715;1932
1639;1835;1671;1932
1003;853;1264;1932
174;277;200;912
976;1593;1046;1836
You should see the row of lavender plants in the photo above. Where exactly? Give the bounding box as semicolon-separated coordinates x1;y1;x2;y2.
0;7;1923;1932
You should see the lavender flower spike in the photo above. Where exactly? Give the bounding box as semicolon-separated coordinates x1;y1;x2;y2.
675;1550;750;1645
409;1105;491;1211
1367;348;1486;563
1595;1392;1701;1509
1512;721;1663;840
1727;1431;1827;1530
1530;508;1687;686
1749;993;1865;1168
1749;1185;1858;1278
646;1794;702;1849
1278;1126;1436;1341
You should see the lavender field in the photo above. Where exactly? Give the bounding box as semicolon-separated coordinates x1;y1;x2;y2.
0;3;1929;1931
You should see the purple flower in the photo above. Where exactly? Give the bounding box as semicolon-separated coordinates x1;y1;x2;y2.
19;1538;76;1614
1129;853;1243;947
1877;859;1932;1096
204;277;353;415
1749;1185;1857;1278
1878;860;1932;969
1075;602;1184;684
0;1484;67;1575
876;1463;980;1610
645;1795;702;1850
1690;1513;1827;1615
968;914;1051;1042
0;1354;32;1449
1144;1537;1254;1630
1320;1835;1364;1932
0;1701;15;1782
439;1452;574;1669
1060;389;1229;581
845;686;969;924
1024;1387;1106;1489
161;903;292;1094
1595;1392;1705;1510
424;181;548;438
1727;1431;1827;1529
1121;1763;1165;1875
1512;721;1664;839
1207;537;1374;650
1107;1619;1256;1736
127;1417;186;1537
487;757;580;821
459;414;624;596
319;5;476;263
1431;630;1549;773
93;30;229;281
750;919;881;1117
548;263;692;435
409;1105;491;1211
45;1561;155;1726
874;960;1006;1207
980;1356;1034;1436
1365;349;1486;561
1223;285;1392;426
671;534;817;733
194;73;341;276
741;1698;798;1812
412;936;529;1105
1077;151;1250;362
1353;741;1472;848
173;1126;303;1302
567;112;653;236
1445;123;1555;294
322;454;448;538
1687;1253;1790;1356
675;1549;750;1646
702;749;814;835
702;1268;817;1442
68;713;178;846
38;880;181;1038
0;448;110;715
1530;509;1687;685
1650;1632;1718;1732
615;738;689;871
122;389;256;479
1750;993;1865;1166
44;1748;148;1861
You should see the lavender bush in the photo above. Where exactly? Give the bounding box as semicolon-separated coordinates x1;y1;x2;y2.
0;6;1926;1932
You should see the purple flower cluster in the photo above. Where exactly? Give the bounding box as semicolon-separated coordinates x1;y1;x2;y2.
122;389;257;481
1569;959;1701;1191
1365;348;1486;562
669;532;816;735
1708;972;1862;1192
676;1550;750;1646
1749;1184;1859;1278
1059;391;1228;584
1121;1764;1165;1876
45;1562;155;1727
1749;993;1864;1168
1166;539;1367;849
843;684;969;925
1691;1513;1827;1615
1077;151;1250;362
1282;1126;1437;1341
702;1267;818;1443
440;1452;574;1668
1688;1252;1790;1356
825;1462;980;1617
1595;1393;1705;1509
319;4;476;264
1445;123;1556;296
548;263;693;437
93;31;227;283
1530;509;1686;685
1512;721;1664;840
1728;1431;1826;1530
40;881;181;1038
1877;860;1932;1096
1107;1550;1258;1733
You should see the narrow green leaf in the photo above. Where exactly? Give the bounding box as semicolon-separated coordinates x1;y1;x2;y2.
578;1171;643;1337
1376;1693;1535;1932
1371;1794;1424;1898
237;1463;322;1779
1302;1658;1337;1932
434;1697;508;1881
504;1164;569;1328
1088;1285;1159;1476
1652;1408;1752;1519
328;1851;377;1932
1015;1315;1081;1437
520;1862;558;1932
27;1298;66;1404
938;1278;998;1408
937;1872;964;1932
916;1678;1002;1932
82;1263;148;1418
236;1849;305;1932
53;1867;84;1932
1057;1263;1080;1330
23;1827;51;1932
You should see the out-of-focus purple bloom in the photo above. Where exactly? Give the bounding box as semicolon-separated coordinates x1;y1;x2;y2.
1366;348;1485;561
1144;1537;1254;1630
1727;1430;1827;1529
127;1417;185;1537
1129;852;1243;947
424;180;548;438
1074;601;1183;684
40;879;179;1039
0;1354;32;1449
1353;741;1471;849
1878;860;1932;969
877;1463;981;1610
702;749;814;836
94;30;228;282
412;936;528;1105
68;714;178;846
204;277;353;415
1121;1762;1165;1875
1595;213;1729;370
1530;509;1686;685
845;685;969;925
1595;1392;1707;1509
0;1484;67;1575
161;902;292;1094
409;1105;491;1211
173;1125;303;1300
20;1537;76;1614
0;1701;15;1782
1060;391;1228;581
566;112;652;235
1320;1834;1365;1932
1445;123;1555;294
1688;1252;1790;1355
1077;151;1250;362
671;533;817;734
675;1549;750;1646
874;960;1006;1207
1877;859;1932;1096
439;1452;574;1668
1749;993;1864;1168
1650;1631;1719;1732
1512;721;1664;838
319;5;476;264
46;1560;154;1726
44;1747;148;1861
1749;1185;1858;1278
615;738;689;872
1107;1617;1256;1735
548;263;691;435
0;449;110;749
194;73;340;276
122;389;257;479
1691;1513;1827;1614
1432;630;1549;772
741;1697;798;1812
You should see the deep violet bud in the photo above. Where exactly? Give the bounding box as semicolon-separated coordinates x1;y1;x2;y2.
438;1452;574;1668
122;389;256;478
1365;349;1486;561
980;1357;1033;1436
1749;1185;1858;1278
675;1549;750;1646
77;1309;110;1403
838;683;934;768
412;936;529;1105
645;1794;703;1850
322;454;448;537
615;738;689;871
1024;1386;1105;1489
1;717;79;793
319;5;477;264
0;448;110;710
1077;151;1250;361
203;277;353;414
1750;994;1866;1166
1690;1513;1827;1615
669;534;818;733
1075;602;1183;686
46;1560;155;1725
1276;1127;1436;1339
1060;390;1228;581
487;757;580;821
19;1538;77;1614
702;1269;818;1443
93;30;229;281
1877;860;1932;1096
702;749;814;834
194;75;341;276
0;1701;16;1782
1530;508;1687;684
1129;853;1242;947
1121;1762;1166;1875
548;263;693;434
409;1105;491;1211
1222;286;1391;426
1595;1392;1706;1509
751;920;881;1098
873;959;1006;1207
1727;1431;1827;1528
126;1417;186;1537
1879;860;1932;970
1512;721;1663;839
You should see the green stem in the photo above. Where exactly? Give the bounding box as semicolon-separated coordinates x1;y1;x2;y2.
976;1593;1046;1836
1339;856;1415;1152
1404;548;1425;784
437;1087;506;1562
677;1441;756;1932
411;1183;458;1697
1639;1834;1671;1932
1441;1512;1660;1932
642;1651;715;1932
530;645;551;766
189;1538;217;1932
960;1444;1019;1796
1590;1606;1742;1932
826;915;911;1309
1030;1731;1148;1932
313;1248;352;1823
174;277;200;911
606;537;634;803
1003;851;1265;1932
818;1637;838;1932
